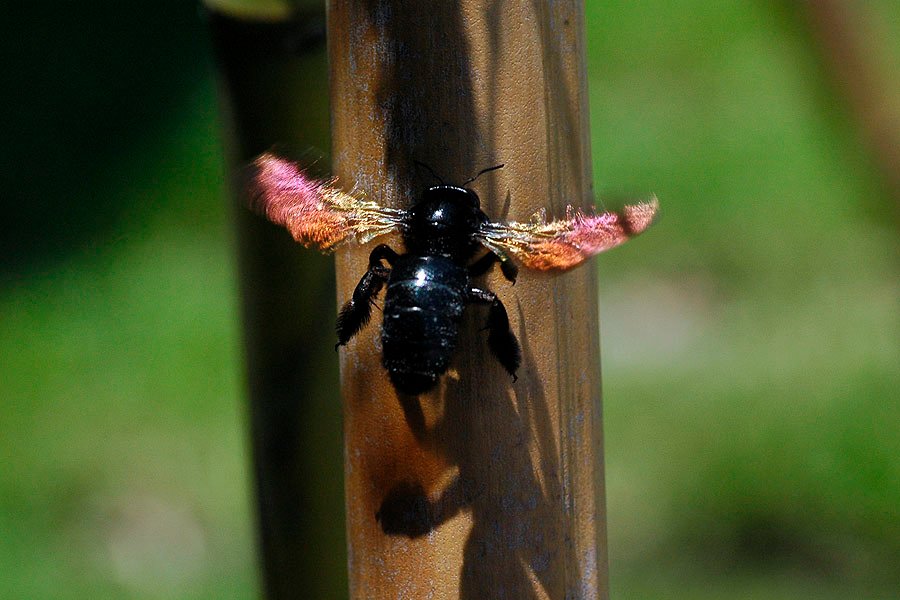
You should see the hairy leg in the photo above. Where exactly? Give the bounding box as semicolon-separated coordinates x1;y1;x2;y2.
335;245;398;347
468;251;518;283
468;287;521;379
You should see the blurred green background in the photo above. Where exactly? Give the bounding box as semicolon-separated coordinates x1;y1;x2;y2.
2;1;897;599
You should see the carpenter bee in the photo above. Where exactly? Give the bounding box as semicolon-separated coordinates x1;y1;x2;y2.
249;154;658;395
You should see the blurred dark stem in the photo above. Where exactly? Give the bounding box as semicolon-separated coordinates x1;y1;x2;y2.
207;5;347;599
801;0;900;222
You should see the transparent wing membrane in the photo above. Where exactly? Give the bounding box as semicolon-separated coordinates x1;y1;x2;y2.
477;198;659;270
249;153;404;251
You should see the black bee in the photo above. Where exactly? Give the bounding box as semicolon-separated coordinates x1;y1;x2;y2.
249;154;657;395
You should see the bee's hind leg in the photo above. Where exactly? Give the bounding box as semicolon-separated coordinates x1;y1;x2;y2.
468;287;521;381
335;244;397;348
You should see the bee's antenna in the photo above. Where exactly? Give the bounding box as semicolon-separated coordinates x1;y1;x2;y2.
413;160;445;185
463;163;504;186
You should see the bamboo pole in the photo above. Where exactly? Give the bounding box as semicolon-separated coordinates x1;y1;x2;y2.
329;2;608;598
802;0;900;216
207;4;348;598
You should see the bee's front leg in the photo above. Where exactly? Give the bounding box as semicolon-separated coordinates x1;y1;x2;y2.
468;251;518;284
335;245;397;348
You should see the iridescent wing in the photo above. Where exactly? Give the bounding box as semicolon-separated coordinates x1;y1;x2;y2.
248;153;405;251
476;198;659;271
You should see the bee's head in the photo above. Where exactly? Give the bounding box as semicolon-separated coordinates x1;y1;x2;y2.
422;184;481;208
403;186;488;258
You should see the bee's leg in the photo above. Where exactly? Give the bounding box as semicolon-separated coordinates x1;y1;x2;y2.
369;243;399;267
335;267;388;348
494;249;518;283
468;252;496;277
335;245;397;348
468;287;521;380
468;251;518;284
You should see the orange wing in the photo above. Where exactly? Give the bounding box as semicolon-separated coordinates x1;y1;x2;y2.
248;153;404;251
477;197;659;270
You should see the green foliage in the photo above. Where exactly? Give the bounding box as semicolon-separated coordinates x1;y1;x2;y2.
586;2;899;597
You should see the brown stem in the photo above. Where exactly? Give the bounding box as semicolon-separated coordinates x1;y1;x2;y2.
329;1;608;598
208;4;348;598
803;0;900;216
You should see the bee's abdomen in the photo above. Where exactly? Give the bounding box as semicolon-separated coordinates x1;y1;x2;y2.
381;256;467;394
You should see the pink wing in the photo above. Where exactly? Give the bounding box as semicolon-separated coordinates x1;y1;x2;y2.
248;153;404;251
477;198;659;270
